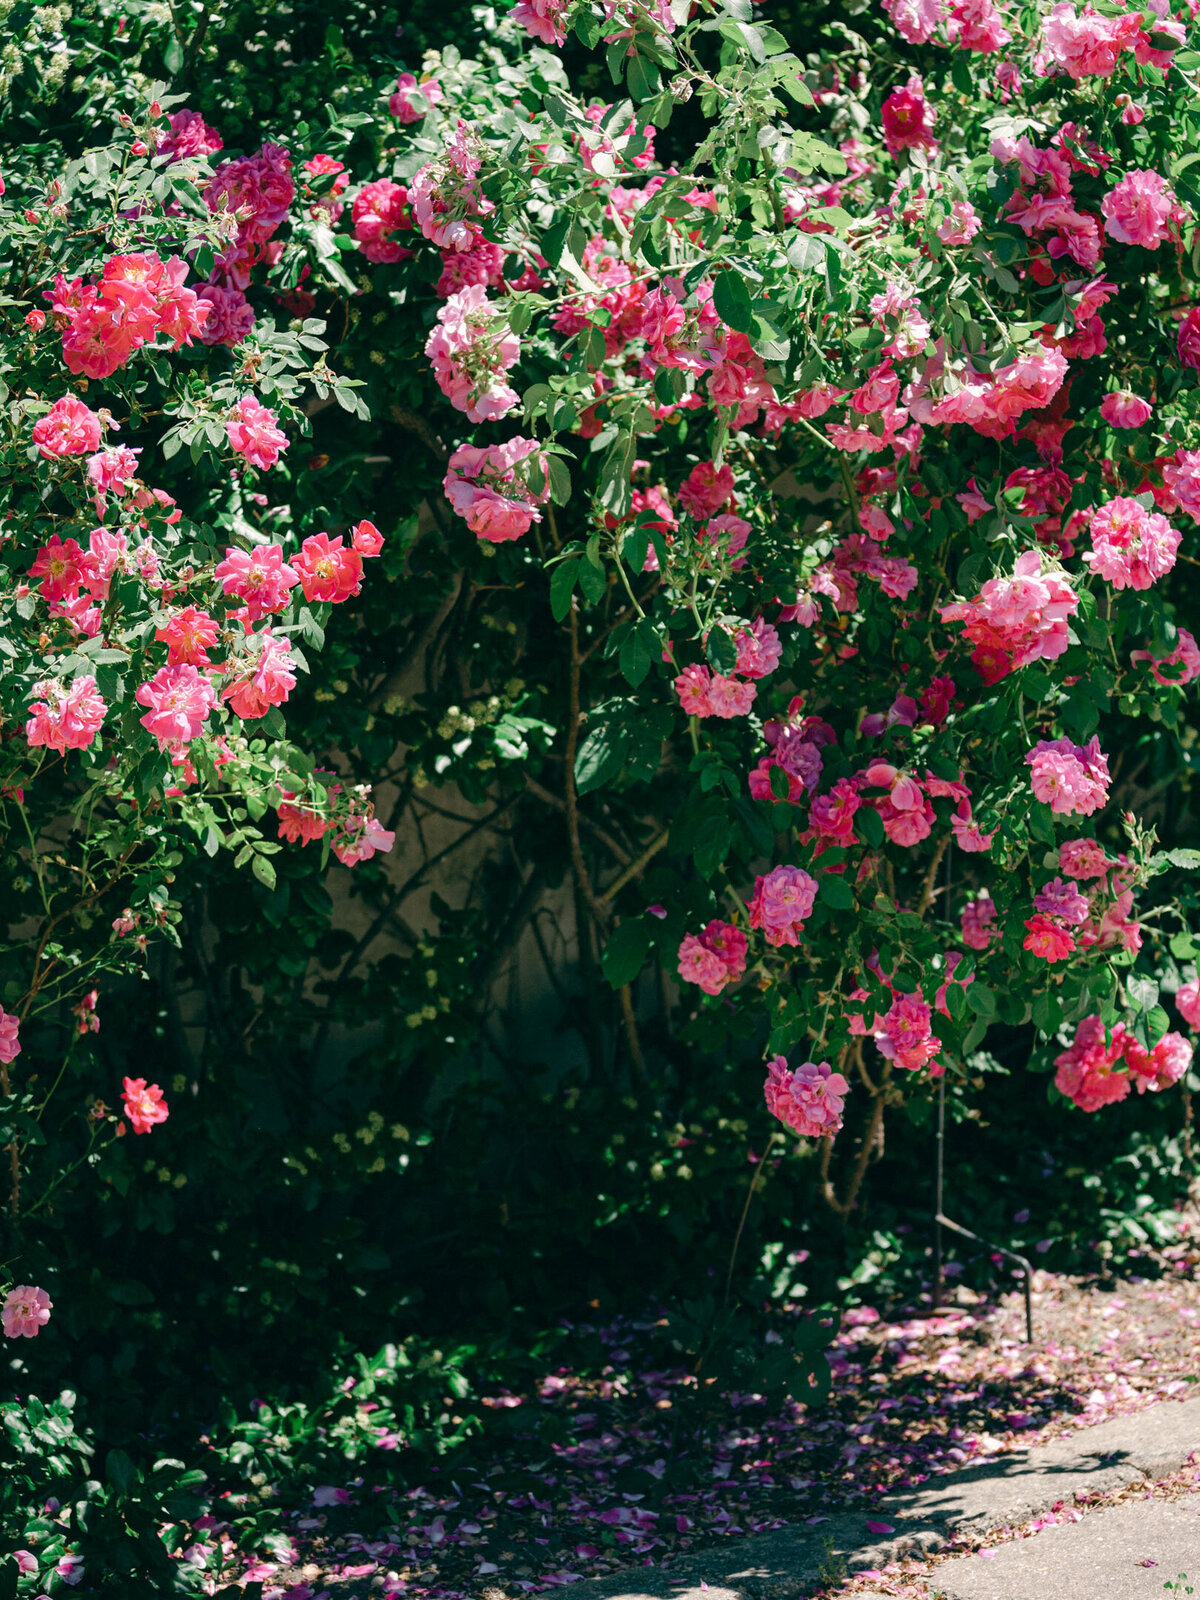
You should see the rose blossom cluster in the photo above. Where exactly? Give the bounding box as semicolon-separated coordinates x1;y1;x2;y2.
1083;496;1180;590
749;706;835;805
913;342;1070;440
443;439;550;541
876;991;940;1072
351;179;414;263
940;549;1078;684
48;252;211;378
991;133;1108;274
1039;3;1144;80
1025;852;1144;962
23;505;382;776
747;865;817;947
883;0;1010;52
513;0;677;48
677;919;748;995
25;675;108;752
1027;736;1111;815
198;139;295;342
764;1057;849;1137
1055;1015;1192;1112
206;139;296;236
409;121;494;252
425;284;521;421
272;781;394;866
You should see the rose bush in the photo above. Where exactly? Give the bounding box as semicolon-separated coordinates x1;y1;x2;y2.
4;0;1200;1581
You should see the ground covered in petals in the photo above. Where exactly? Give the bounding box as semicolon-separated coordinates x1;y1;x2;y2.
196;1272;1200;1598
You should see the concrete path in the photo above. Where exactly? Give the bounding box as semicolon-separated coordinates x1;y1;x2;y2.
549;1396;1200;1600
929;1498;1200;1599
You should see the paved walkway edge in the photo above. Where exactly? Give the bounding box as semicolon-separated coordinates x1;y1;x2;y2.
530;1396;1200;1600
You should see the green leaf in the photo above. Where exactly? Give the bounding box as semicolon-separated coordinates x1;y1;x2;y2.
597;431;635;519
704;627;738;673
693;805;733;879
817;873;854;911
601;919;653;987
1127;974;1160;1012
163;33;184;73
786;233;826;273
853;806;885;847
550;558;581;622
575;720;629;796
106;1448;138;1494
251;854;277;890
546;455;572;506
298;607;325;649
619;621;655;688
713;271;754;334
626;54;660;103
967;983;997;1017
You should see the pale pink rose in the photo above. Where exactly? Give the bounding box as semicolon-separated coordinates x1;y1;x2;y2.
32;396;103;457
26;676;107;753
706;674;757;718
389;72;443;123
135;664;218;747
1101;169;1177;249
1177;978;1200;1030
1084;497;1179;590
213;543;299;620
883;0;943;42
937;200;982;245
2;1284;52;1339
1099;391;1152;428
1027;737;1110;815
0;1009;19;1065
1059;837;1111;879
226;395;288;470
511;0;570;44
1041;2;1140;79
747;865;817;947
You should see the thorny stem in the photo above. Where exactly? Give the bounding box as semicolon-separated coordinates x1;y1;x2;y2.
613;551;647;620
725;1130;779;1303
917;833;952;918
600;830;670;903
618;983;646;1082
839;457;864;535
819;1058;894;1219
565;605;610;932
